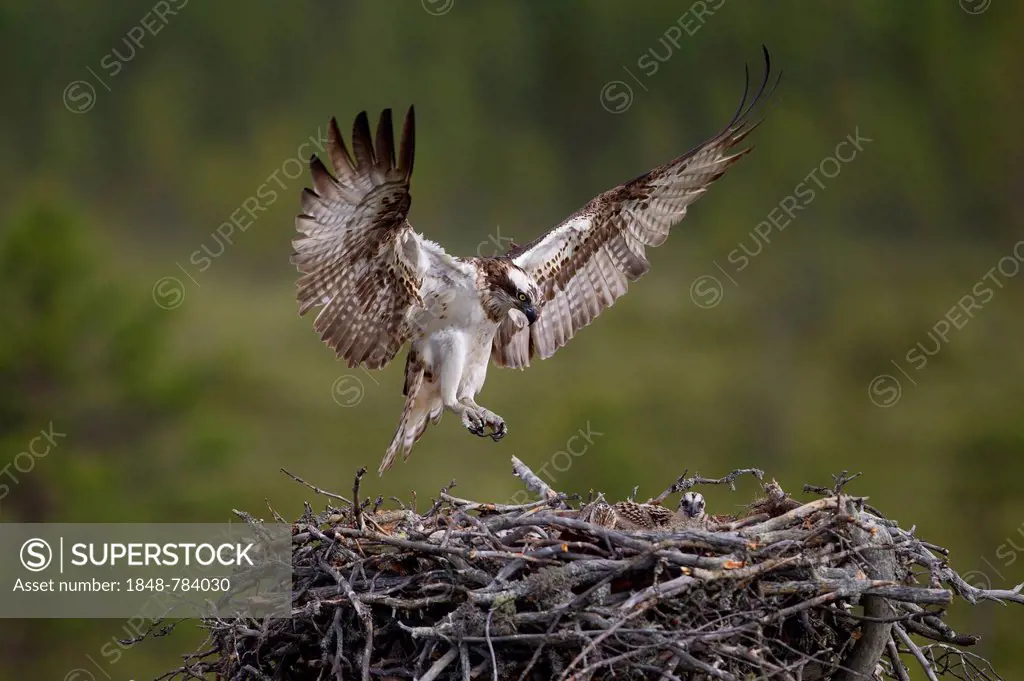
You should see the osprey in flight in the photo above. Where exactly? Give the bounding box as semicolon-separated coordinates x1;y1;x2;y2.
292;49;777;475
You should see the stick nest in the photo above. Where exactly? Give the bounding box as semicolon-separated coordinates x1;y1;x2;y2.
163;463;1022;681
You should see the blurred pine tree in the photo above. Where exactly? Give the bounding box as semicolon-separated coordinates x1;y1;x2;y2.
0;205;234;523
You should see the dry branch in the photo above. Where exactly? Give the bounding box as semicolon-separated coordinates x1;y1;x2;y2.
162;463;1022;681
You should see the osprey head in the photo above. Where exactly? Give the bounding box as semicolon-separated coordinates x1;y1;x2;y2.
679;492;707;520
481;261;540;326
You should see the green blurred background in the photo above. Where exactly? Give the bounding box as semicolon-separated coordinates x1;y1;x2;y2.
2;1;1022;678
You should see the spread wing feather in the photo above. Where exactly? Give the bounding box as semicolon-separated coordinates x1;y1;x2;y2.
492;48;779;368
292;107;426;369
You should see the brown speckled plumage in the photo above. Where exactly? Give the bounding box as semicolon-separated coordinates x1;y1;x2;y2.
585;500;706;531
291;108;420;370
492;48;778;368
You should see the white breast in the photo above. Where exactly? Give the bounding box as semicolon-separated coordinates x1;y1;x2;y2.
409;260;498;398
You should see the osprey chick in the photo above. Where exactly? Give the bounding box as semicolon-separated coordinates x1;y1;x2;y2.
291;49;779;475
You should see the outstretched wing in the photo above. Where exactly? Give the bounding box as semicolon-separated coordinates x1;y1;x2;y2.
292;107;426;369
492;48;779;369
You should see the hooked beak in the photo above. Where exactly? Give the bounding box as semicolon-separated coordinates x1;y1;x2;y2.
522;304;538;326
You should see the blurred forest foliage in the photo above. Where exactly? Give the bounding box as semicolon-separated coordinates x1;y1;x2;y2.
1;1;1023;678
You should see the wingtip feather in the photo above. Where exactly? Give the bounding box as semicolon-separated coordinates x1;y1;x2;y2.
351;111;375;169
375;108;396;171
399;105;415;178
327;116;355;177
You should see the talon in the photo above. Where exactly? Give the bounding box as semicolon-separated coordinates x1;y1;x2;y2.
462;410;486;436
490;422;508;441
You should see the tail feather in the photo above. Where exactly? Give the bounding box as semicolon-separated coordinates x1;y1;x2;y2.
378;356;443;475
379;399;442;475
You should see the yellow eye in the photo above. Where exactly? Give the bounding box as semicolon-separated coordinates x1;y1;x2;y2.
518;293;527;301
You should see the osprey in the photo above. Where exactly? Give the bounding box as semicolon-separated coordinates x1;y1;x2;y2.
292;49;778;475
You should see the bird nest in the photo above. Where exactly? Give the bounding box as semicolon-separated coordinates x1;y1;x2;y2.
161;462;1022;681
